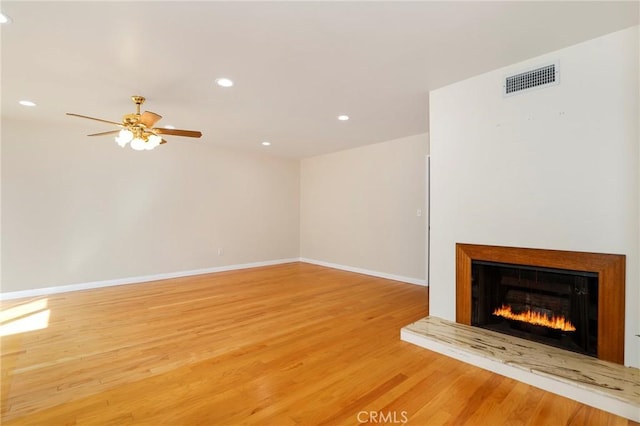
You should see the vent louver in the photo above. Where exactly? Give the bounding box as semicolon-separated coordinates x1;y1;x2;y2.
504;63;558;96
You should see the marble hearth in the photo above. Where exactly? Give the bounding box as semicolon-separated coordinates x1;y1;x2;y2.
401;317;640;422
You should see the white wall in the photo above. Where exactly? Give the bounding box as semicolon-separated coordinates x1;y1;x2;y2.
429;27;639;367
300;133;429;283
1;118;300;292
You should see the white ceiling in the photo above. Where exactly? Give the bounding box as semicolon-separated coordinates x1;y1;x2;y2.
2;1;638;158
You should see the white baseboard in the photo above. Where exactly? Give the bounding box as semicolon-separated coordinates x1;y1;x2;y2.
0;258;300;300
299;258;427;286
1;257;426;300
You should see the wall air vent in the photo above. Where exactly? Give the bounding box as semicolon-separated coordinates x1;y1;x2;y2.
503;62;559;96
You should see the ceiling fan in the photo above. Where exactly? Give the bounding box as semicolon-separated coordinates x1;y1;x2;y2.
66;95;202;150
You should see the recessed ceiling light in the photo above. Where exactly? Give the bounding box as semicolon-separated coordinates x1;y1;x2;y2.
0;13;12;24
19;100;36;107
337;115;349;121
164;125;175;129
215;78;234;88
261;141;271;146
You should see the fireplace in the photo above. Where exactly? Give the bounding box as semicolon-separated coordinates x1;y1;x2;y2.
456;243;625;364
472;261;598;357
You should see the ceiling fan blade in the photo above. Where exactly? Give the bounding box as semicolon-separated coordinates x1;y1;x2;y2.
140;111;162;128
154;128;202;138
66;113;123;126
88;130;120;137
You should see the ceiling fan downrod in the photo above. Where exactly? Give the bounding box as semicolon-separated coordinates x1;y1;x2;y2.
131;96;145;115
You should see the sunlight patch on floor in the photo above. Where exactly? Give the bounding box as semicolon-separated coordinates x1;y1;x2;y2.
0;299;50;337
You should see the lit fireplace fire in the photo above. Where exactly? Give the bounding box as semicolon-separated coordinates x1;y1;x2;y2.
492;304;576;332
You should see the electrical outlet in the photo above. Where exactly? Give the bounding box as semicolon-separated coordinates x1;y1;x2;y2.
217;248;224;256
416;209;422;217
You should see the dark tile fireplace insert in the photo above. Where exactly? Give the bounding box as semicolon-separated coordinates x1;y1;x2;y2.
456;243;626;364
471;261;598;357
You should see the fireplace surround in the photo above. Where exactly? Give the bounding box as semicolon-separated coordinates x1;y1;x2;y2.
456;243;625;364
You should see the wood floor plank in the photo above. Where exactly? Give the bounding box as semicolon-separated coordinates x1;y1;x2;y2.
0;262;633;425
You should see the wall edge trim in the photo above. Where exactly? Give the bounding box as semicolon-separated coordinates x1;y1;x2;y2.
299;257;428;286
1;257;427;300
0;258;300;300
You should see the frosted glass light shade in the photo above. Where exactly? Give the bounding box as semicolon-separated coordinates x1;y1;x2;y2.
146;134;162;150
130;137;146;151
115;129;134;147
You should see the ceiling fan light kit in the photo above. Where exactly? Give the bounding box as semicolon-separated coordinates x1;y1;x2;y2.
116;129;162;150
66;95;202;151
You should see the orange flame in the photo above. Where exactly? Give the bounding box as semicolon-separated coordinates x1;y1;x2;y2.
492;304;576;332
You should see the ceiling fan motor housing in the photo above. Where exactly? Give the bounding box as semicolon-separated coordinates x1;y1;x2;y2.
123;114;140;126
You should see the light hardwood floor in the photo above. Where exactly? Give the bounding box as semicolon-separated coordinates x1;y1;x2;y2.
1;262;634;425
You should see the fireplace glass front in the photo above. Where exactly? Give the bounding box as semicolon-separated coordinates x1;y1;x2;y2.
471;260;598;357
